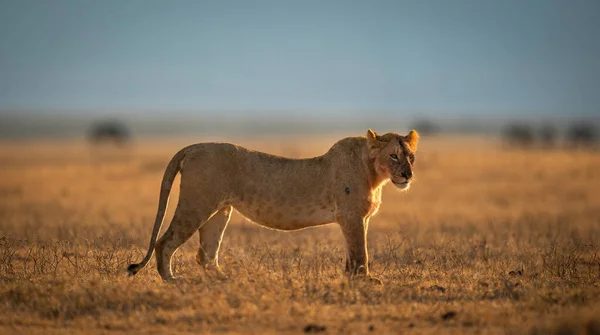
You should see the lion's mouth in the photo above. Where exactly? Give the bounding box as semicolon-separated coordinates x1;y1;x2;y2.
392;180;410;189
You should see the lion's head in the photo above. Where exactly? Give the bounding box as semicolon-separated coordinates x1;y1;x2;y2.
366;129;419;190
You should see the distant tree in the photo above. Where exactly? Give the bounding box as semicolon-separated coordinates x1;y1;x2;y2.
566;123;597;147
503;123;534;147
410;119;440;136
539;124;558;148
87;120;131;146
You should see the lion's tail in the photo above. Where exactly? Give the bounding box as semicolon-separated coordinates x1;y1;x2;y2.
127;148;187;276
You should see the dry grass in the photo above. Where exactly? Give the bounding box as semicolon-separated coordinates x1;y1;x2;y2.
0;134;599;334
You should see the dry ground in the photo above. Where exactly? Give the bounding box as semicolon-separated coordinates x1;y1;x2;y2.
0;134;599;334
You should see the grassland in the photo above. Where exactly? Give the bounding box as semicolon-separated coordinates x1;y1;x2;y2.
0;134;599;334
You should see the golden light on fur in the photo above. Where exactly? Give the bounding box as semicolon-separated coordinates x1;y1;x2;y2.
406;130;419;150
366;128;379;147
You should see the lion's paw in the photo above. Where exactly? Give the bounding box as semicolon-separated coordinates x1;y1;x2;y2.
209;268;229;281
349;274;383;286
368;276;383;285
202;264;229;281
163;276;188;285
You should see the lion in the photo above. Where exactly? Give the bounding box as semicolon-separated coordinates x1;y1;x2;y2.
127;129;419;283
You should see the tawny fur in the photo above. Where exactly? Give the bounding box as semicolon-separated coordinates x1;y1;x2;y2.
128;129;419;282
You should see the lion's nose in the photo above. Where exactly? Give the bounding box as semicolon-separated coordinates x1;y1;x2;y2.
401;171;412;180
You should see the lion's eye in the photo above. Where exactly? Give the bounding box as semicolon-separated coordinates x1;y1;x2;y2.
390;154;398;161
409;154;415;164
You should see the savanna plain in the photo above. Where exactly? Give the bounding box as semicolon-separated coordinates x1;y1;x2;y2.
0;134;599;334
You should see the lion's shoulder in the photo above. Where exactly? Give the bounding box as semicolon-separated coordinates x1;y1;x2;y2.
327;136;367;155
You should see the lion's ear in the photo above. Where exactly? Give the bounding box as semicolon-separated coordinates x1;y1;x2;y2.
366;129;380;147
406;130;419;150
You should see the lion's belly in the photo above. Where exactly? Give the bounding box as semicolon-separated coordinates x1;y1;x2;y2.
233;200;336;231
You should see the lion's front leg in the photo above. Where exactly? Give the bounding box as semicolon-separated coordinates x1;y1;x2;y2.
339;215;369;275
338;215;382;285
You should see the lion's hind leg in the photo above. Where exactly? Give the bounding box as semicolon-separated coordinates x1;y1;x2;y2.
196;206;231;279
155;202;218;282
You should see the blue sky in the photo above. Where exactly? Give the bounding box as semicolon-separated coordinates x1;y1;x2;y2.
0;0;599;116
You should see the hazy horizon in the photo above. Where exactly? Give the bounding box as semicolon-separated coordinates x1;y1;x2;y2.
1;111;598;140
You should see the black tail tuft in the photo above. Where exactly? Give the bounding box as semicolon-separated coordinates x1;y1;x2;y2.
127;263;141;276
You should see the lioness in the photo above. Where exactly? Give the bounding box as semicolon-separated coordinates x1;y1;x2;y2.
128;129;419;282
